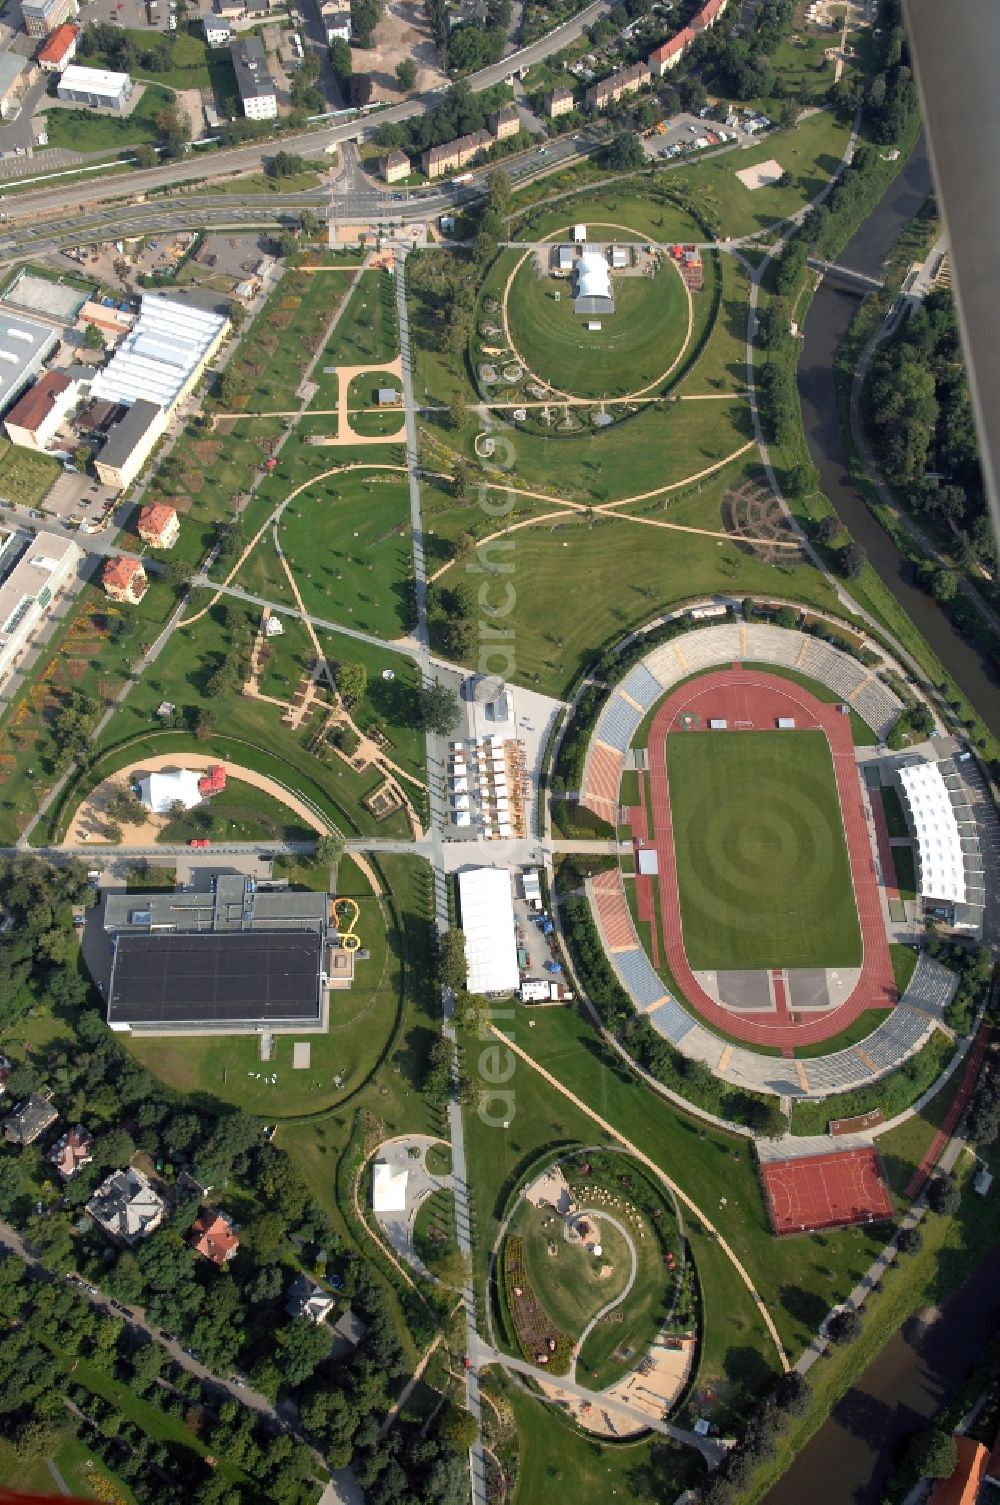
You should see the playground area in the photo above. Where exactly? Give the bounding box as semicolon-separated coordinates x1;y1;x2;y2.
760;1148;894;1235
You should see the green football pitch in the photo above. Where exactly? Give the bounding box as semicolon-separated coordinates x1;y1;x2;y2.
665;730;862;971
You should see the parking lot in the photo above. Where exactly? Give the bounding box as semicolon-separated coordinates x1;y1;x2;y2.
641;108;768;163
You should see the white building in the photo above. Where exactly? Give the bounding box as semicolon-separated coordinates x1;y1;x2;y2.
57;63;132;110
203;15;231;44
372;1161;408;1213
574;249;614;315
897;762;967;904
0;530;80;689
231;37;277;120
0;312;59;414
89;295;228;414
136;768;204;815
457;868;519;995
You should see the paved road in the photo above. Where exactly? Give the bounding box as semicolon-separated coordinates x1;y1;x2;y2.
0;0;612;228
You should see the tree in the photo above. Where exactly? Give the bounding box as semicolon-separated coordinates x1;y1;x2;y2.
785;460;819;499
72;444;93;474
896;1225;922;1256
328;38;352;83
927;1171;960;1217
216;365;242;407
133;142;158;169
418;680;461;735
335;661;367;705
83;322;105;352
276;1318;333;1386
816;514;841;546
438;1400;478;1451
395;57;416;91
448;395;468;432
772;1369;810;1417
906;1428;957;1481
154;105;190;159
438;928;467;992
315;832;345;866
603;131;645;171
838;540;867;578
774;606;798;630
162;559;191;588
826;1308;862;1345
228;303;246;331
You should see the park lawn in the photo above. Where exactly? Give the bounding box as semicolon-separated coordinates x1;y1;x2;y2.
574;1216;675;1390
421;472;556;566
407;257;474;407
0;439;61;505
319;268;399;367
515;187;707;245
347;408;408;439
223;266;355;412
268;469;415;639
214;168;322;194
677;251;751;395
73;23;213;88
491;1005;888;1361
413;1187;460;1283
156;777;314;844
880;783;909;838
891;943;919;997
1;580;179;846
0;1433;135;1504
128;853;398;1115
673;110;851;240
491;1372;705;1504
514;1197;632;1337
505;255;690;398
666;730;862;971
143;414;285;553
437;507;839;696
43;82;176;152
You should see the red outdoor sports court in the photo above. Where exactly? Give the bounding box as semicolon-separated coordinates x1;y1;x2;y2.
761;1147;894;1236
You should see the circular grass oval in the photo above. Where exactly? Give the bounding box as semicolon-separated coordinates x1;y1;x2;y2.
505;247;690;399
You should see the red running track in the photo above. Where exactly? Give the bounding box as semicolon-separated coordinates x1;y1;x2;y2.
645;667;897;1049
905;1023;992;1200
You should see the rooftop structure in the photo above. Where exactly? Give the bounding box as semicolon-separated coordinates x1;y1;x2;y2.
286;1274;336;1323
203;14;231;43
49;1125;93;1180
0;531;81;689
95;398;166;493
2;1092;57;1146
89;296;228;413
138;501;179;549
457;867;519;994
372;1160;408;1213
897;762;967;904
231;36;277;119
57;63;132;110
0;312;59;414
86;1167;166;1245
135;767;203;814
37;22;79;70
191;1208;240;1264
102;555;147;604
575;248;614;315
104;876;331;1034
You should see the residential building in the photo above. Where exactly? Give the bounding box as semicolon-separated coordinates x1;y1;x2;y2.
648;27;695;75
544;85;573;116
0;1057;11;1097
103;876;335;1035
330;1308;367;1355
231;37;277;121
86;1167;166;1245
36;22;79;71
380;149;410;183
101;555;148;605
319;0;351;41
49;1125;94;1180
585;61;651;111
191;1208;240;1264
203;14;232;44
692;0;728;28
488;104;520;141
286;1275;335;1323
422;128;492;180
0;312;57;415
0;530;81;690
137;501;179;549
21;0;77;39
212;0;243;17
2;1093;57;1146
57;63;132;110
4;371;76;450
0;53;32;118
90;295;229;414
94;399;165;492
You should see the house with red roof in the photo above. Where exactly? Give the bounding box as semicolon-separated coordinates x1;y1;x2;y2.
928;1437;989;1505
191;1209;240;1265
137;502;180;550
197;764;227;797
4;371;76;451
649;27;695;74
49;1125;94;1180
37;22;79;71
102;556;148;605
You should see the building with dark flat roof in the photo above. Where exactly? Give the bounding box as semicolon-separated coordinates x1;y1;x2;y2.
104;875;335;1034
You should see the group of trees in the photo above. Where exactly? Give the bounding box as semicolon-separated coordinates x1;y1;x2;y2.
700;1370;811;1505
424;0;509;72
78;20;177;77
828;0;917;145
864;289;993;576
701;0;793;101
0;858;94;1032
351;0;384;48
204;604;254;700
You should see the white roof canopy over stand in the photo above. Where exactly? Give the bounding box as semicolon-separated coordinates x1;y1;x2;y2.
897;762;967;903
457;867;519;994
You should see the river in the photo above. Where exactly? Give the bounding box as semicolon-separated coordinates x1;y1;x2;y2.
764;1245;1000;1505
797;133;1000;738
